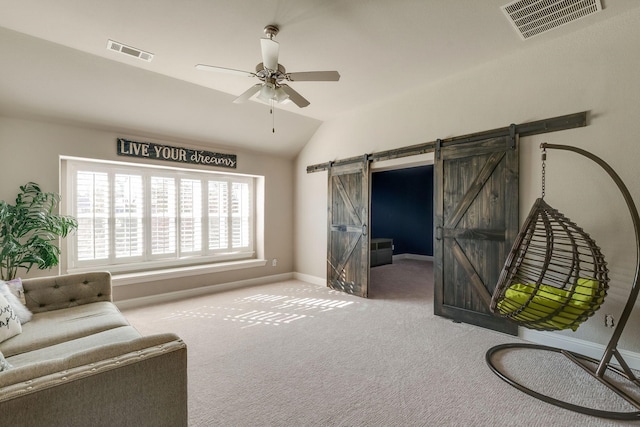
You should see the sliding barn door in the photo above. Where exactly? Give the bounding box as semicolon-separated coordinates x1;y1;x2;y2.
434;136;518;335
327;159;370;298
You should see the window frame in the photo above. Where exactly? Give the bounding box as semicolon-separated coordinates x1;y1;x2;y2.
63;157;258;275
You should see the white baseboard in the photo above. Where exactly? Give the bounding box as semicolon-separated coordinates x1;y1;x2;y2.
115;272;294;310
521;329;640;371
294;257;434;288
293;272;326;286
393;253;434;262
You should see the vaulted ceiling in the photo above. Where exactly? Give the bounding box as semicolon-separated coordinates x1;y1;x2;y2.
1;0;638;157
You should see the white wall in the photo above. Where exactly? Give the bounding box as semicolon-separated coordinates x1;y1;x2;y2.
294;8;640;354
0;117;294;300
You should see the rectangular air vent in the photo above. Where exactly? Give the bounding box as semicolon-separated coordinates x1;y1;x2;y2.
107;39;154;62
501;0;602;40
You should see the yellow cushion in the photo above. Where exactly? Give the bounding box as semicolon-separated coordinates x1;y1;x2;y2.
497;278;602;331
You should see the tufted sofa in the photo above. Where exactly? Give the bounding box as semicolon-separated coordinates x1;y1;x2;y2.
0;272;187;427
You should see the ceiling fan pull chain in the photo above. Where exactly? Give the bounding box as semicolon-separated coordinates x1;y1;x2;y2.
271;99;275;133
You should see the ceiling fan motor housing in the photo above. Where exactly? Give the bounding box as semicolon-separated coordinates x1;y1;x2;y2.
255;63;287;83
264;25;279;39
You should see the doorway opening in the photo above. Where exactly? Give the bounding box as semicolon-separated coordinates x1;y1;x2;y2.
369;154;434;300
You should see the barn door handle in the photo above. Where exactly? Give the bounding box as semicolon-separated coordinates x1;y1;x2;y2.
362;224;368;236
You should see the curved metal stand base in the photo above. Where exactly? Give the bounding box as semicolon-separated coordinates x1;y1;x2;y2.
486;343;640;420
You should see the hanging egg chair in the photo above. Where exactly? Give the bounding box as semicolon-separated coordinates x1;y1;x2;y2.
490;196;609;331
486;143;640;420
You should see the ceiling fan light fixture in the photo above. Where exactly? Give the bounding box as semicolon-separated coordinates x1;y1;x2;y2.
274;86;289;102
256;83;289;104
257;84;276;102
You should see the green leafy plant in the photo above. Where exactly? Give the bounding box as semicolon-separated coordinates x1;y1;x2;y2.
0;182;78;280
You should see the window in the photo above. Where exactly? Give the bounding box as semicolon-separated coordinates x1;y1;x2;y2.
65;158;257;273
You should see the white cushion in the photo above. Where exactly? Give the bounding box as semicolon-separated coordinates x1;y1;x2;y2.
0;280;32;324
5;278;26;304
0;294;22;344
0;349;11;371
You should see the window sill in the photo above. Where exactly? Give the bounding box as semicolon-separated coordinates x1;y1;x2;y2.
110;259;268;286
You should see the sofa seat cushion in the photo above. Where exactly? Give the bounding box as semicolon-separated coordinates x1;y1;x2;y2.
5;326;142;369
0;302;129;357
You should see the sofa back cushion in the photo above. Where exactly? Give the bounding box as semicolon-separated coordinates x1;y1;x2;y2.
22;272;112;314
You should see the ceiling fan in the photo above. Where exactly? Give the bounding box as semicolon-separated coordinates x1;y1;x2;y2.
195;25;340;108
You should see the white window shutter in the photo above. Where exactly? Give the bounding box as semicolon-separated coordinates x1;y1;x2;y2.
76;171;110;260
179;179;202;253
114;174;144;258
150;176;177;255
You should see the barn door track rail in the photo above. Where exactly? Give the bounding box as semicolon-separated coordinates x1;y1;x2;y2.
307;111;587;173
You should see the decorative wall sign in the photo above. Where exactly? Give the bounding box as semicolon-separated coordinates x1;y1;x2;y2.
117;138;237;169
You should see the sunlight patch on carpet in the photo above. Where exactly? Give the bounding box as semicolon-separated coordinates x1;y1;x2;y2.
226;310;308;328
243;294;354;312
160;293;355;329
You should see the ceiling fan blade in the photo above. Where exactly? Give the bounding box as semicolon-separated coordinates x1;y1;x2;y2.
260;38;279;71
233;84;263;104
195;64;255;78
286;71;340;82
280;84;310;108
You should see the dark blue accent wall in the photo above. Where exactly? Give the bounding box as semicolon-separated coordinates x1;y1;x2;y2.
371;165;434;256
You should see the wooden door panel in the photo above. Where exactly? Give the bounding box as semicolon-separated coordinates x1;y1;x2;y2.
435;136;518;335
445;151;506;229
449;240;493;309
327;160;369;298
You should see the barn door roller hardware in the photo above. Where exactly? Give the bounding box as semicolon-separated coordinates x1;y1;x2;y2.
509;124;518;150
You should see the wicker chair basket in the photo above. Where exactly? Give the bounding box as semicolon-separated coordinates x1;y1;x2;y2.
490;197;609;331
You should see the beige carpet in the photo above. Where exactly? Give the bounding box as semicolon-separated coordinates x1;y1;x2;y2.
122;259;640;426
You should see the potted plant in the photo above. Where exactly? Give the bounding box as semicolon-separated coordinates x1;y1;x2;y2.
0;182;77;281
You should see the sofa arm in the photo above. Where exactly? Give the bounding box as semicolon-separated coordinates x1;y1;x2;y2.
0;334;187;427
22;272;112;314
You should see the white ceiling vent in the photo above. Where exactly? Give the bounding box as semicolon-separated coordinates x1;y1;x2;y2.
501;0;602;40
107;39;154;62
